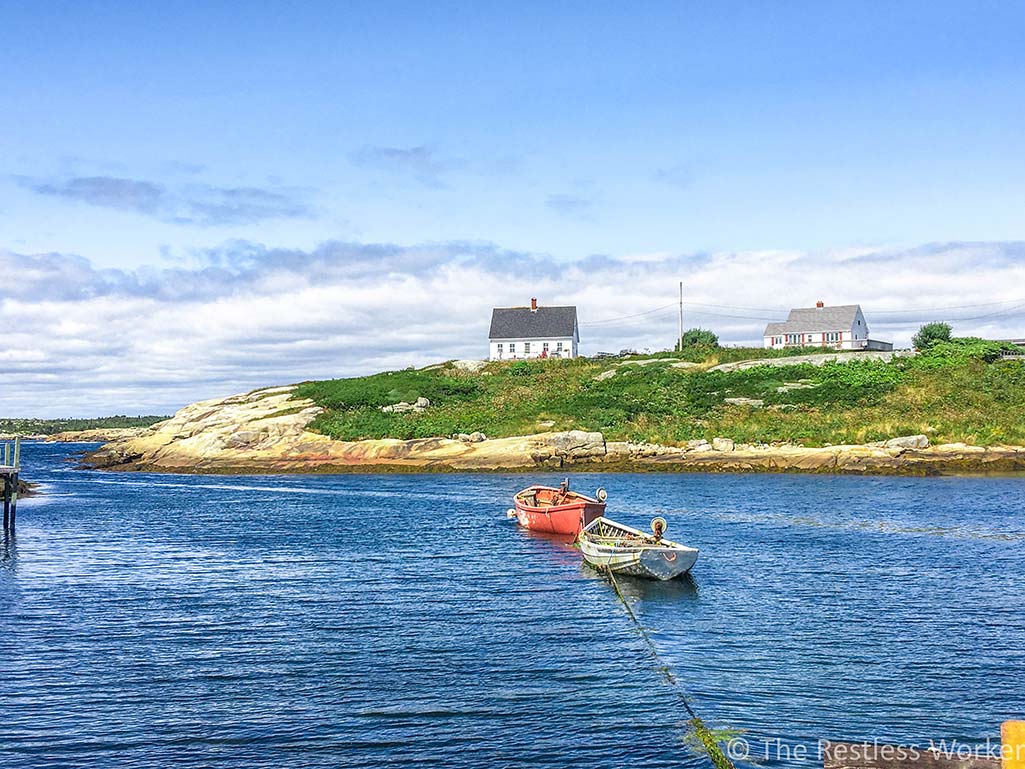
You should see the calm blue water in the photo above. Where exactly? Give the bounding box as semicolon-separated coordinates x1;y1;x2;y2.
2;442;1023;769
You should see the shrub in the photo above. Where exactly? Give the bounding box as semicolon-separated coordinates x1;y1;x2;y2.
909;338;1018;367
912;322;952;350
294;370;481;409
678;328;719;349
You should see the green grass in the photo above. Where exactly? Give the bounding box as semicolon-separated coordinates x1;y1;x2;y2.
294;340;1025;446
0;415;168;436
622;344;842;364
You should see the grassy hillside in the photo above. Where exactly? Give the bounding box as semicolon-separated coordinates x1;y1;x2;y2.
0;415;168;436
295;340;1025;447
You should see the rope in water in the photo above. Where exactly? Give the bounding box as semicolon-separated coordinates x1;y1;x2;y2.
602;565;738;769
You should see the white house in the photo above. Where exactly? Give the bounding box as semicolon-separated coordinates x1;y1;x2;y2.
763;302;892;351
488;299;579;360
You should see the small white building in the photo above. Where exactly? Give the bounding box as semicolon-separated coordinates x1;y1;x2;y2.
488;299;579;360
763;302;892;351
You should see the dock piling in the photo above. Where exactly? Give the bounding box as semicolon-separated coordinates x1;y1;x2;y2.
2;437;20;532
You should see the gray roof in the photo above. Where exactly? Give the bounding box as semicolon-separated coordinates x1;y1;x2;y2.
489;305;577;340
764;304;863;336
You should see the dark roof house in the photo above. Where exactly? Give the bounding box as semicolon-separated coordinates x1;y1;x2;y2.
488;298;579;359
488;302;578;340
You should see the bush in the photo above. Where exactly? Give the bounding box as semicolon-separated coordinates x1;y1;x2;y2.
508;361;535;377
913;322;952;350
294;370;481;410
909;338;1018;367
678;328;719;349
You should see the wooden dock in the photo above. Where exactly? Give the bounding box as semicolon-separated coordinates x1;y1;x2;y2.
2;437;21;532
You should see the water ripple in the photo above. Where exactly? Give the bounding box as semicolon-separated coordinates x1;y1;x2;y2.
1;443;1023;768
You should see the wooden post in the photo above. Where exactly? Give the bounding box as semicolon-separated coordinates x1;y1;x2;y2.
2;437;21;531
1003;721;1025;769
678;280;684;352
2;475;9;532
8;472;16;530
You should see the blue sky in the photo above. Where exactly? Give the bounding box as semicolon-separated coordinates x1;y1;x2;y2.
3;2;1025;415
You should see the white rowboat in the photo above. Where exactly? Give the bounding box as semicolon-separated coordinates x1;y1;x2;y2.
577;517;699;581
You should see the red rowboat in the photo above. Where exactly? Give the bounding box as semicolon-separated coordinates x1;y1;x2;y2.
510;480;607;536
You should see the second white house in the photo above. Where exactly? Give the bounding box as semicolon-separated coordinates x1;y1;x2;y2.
763;302;892;351
488;299;579;360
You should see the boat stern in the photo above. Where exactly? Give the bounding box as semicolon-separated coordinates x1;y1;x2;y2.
637;547;699;580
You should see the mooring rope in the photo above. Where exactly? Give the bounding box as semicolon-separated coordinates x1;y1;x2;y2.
603;564;738;769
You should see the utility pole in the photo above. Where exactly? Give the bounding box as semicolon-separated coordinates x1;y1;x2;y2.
678;280;684;352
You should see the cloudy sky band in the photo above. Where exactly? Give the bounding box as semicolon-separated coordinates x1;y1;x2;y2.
3;240;1024;417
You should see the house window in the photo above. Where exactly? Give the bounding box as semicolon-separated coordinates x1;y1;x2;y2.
543;342;549;351
556;341;563;352
524;342;531;354
509;343;516;353
497;343;504;356
825;331;840;343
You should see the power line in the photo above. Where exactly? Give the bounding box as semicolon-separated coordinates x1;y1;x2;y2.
686;309;780;321
592;308;681;325
947;301;1025;322
868;298;1025;314
581;302;678;325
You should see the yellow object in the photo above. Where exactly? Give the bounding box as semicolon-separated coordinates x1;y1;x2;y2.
1003;721;1025;769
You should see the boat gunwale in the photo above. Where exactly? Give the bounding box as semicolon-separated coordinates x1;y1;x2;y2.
577;516;699;557
513;484;604;511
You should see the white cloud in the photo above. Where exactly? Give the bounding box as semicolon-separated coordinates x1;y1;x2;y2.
1;240;1024;416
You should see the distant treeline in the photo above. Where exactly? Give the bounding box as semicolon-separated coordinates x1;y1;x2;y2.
0;415;168;436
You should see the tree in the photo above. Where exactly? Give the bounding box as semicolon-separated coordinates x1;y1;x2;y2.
678;327;719;349
913;322;952;350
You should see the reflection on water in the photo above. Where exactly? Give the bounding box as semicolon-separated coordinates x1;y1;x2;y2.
1;442;1023;769
612;570;700;603
0;531;16;574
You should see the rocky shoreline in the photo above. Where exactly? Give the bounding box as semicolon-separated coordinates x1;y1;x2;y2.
75;385;1025;477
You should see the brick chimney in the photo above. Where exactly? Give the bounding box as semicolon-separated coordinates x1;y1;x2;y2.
816;301;825;308
530;297;538;311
